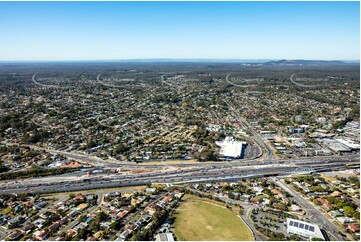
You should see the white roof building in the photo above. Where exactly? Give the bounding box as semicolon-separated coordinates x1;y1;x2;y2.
317;138;351;153
286;218;325;240
216;136;246;158
291;204;302;211
335;138;360;150
336;216;355;224
155;233;175;241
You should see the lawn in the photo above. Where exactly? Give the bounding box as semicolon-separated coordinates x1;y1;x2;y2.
173;195;254;241
255;194;267;200
320;174;338;182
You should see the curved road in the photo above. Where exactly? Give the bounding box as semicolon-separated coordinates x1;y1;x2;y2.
32;74;63;89
290;73;320;88
225;73;252;88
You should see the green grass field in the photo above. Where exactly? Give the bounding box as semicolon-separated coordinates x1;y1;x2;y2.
173;195;254;241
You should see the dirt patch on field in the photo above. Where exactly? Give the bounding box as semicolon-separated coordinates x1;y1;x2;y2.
275;135;285;143
131;169;154;174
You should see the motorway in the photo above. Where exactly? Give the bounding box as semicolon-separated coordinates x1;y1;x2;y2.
96;73;121;88
0;155;358;195
289;73;320;88
225;73;252;88
32;74;62;89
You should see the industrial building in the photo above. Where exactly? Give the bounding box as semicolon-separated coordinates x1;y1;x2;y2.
286;218;325;240
316;138;352;154
335;138;360;150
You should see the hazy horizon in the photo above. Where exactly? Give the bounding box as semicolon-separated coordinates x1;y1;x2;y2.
0;58;359;64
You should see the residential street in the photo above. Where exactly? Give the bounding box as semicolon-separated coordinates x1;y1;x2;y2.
272;177;344;241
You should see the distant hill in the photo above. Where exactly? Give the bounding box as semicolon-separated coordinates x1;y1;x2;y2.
263;59;347;66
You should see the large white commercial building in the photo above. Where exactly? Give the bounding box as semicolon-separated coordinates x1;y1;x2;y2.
286;218;325;240
216;136;246;159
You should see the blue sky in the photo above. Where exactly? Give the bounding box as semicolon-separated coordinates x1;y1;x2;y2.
0;1;359;61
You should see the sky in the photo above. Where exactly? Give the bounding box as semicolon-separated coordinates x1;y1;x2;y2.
0;1;359;61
